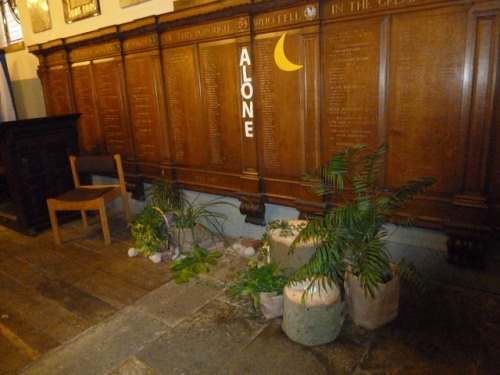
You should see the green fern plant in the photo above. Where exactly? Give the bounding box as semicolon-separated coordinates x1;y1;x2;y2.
228;258;288;309
288;143;435;296
129;180;182;256
169;244;222;283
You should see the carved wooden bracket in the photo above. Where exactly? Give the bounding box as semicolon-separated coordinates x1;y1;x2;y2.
238;193;266;226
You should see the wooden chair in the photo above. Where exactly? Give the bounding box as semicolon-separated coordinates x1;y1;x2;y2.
47;154;131;245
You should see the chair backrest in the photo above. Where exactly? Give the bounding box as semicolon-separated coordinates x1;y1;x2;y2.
69;154;126;190
74;155;117;174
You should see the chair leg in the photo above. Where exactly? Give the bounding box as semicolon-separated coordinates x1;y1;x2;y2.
80;210;88;226
47;201;61;245
98;200;111;245
122;194;131;222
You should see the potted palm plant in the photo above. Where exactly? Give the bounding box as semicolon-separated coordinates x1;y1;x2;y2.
288;143;435;329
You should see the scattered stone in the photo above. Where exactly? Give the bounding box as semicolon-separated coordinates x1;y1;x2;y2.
128;247;139;257
149;253;162;264
161;243;177;261
230;241;258;258
232;243;244;252
171;247;181;261
243;246;256;257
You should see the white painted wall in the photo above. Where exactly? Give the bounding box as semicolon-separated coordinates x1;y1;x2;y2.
18;0;174;47
8;1;174;81
5;0;175;117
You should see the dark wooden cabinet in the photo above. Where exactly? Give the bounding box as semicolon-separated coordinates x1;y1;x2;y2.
0;114;79;235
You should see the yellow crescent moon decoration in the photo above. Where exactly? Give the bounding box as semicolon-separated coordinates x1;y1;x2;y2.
274;32;303;72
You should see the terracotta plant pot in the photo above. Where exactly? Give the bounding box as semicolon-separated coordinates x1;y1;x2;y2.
344;271;400;329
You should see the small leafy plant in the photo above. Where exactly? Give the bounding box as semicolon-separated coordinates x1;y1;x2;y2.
129;206;169;256
129;180;181;256
228;258;288;309
130;180;232;256
169;244;222;283
267;219;306;238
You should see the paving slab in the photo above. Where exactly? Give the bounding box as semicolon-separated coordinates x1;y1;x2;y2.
135;279;223;327
136;299;268;374
220;319;331;375
203;252;249;284
108;357;158;375
21;306;170;375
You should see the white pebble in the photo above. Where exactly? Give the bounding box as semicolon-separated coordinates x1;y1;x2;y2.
149;253;162;263
233;243;244;252
244;246;256;257
128;247;139;257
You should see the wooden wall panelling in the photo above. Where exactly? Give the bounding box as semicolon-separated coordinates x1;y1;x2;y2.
161;15;266;222
122;30;170;179
33;43;76;117
320;15;388;215
28;0;500;266
69;40;126;156
70;60;102;154
445;5;500;265
489;15;500;237
252;3;321;214
198;38;243;179
65;28;144;197
162;43;204;170
92;58;131;158
387;6;468;227
321;17;385;158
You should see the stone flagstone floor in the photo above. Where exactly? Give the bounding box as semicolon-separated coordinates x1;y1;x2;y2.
21;250;500;375
2;211;499;374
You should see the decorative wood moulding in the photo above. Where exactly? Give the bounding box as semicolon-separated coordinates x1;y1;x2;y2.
29;0;500;267
174;0;220;11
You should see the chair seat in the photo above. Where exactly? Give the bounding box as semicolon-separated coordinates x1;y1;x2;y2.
56;187;115;202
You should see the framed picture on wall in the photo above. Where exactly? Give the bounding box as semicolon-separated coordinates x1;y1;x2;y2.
119;0;151;8
62;0;100;23
27;0;52;33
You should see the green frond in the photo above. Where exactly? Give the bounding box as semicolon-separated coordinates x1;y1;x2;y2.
363;142;388;188
228;259;287;309
169;244;222;284
295;143;435;295
398;258;427;291
389;177;435;211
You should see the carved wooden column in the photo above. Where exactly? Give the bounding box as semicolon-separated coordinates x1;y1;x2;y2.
236;16;266;225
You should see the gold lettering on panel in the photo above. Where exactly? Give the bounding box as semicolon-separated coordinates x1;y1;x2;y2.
123;35;158;51
161;20;238;45
329;0;416;16
70;42;121;61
